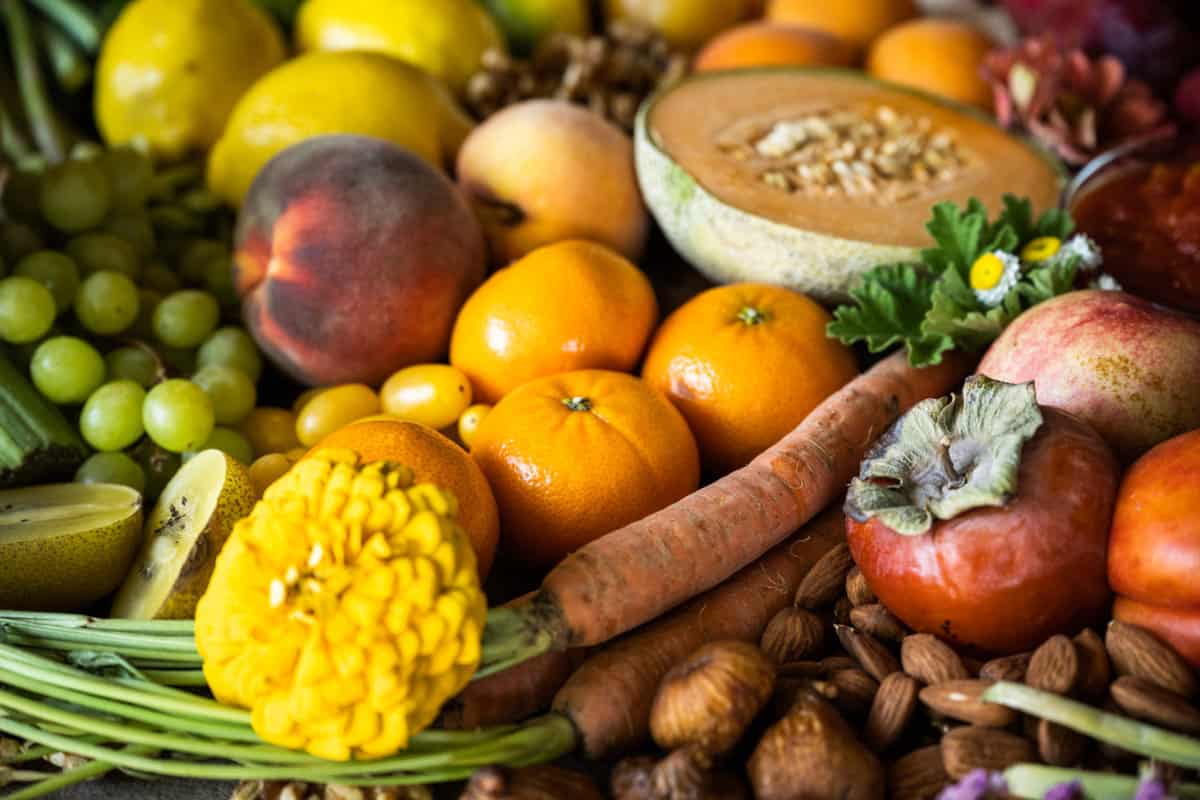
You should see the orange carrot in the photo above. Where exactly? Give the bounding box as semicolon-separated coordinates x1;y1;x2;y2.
441;649;583;730
552;507;846;758
529;350;970;649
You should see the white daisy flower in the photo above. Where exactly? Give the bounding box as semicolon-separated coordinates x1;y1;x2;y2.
970;250;1021;306
1090;273;1123;291
1055;234;1103;272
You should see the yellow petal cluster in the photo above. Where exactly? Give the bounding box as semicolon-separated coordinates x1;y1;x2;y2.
194;448;486;761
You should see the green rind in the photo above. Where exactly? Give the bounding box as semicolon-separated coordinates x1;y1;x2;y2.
0;350;88;488
634;67;1067;304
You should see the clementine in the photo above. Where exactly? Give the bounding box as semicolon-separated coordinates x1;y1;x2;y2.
765;0;917;53
449;240;658;404
470;369;699;568
694;22;855;72
641;283;859;475
312;417;500;578
866;19;995;109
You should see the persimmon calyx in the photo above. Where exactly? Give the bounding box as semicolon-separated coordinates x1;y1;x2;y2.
845;376;1043;535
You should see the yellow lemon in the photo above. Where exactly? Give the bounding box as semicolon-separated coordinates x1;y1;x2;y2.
295;0;506;95
482;0;591;54
605;0;750;50
206;51;475;207
95;0;285;161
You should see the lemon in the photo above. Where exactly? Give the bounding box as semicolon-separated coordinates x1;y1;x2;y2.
295;0;506;96
481;0;590;55
206;51;475;207
112;450;257;620
0;483;142;611
95;0;285;161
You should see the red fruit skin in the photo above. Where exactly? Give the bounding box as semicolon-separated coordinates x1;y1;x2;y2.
234;134;487;387
1113;597;1200;668
847;409;1118;656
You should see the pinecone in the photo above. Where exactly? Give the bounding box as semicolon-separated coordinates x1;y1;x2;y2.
983;34;1175;164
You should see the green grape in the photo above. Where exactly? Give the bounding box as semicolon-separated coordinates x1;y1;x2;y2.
14;250;80;313
30;336;105;404
0;221;44;263
101;212;156;260
0;276;56;343
1;167;43;223
185;426;253;465
129;288;163;340
80;379;147;452
105;346;160;387
130;440;181;501
141;262;180;294
191;364;256;425
74;271;140;335
152;289;219;349
197;326;262;382
142;379;214;453
204;255;238;306
99;147;153;211
178;239;227;285
75;452;146;493
39;159;112;234
66;233;141;279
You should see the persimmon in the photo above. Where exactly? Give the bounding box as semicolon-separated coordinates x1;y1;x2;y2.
694;22;855;72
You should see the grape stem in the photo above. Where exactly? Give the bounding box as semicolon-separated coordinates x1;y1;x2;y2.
2;0;63;163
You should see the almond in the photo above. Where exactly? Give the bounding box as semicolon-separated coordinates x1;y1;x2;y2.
887;745;949;800
794;543;854;610
1036;718;1089;767
761;607;825;664
901;634;969;686
1026;635;1080;696
1106;621;1198;699
820;656;857;674
833;597;854;626
864;672;919;752
828;668;880;719
846;567;876;607
777;661;824;680
979;652;1032;683
1110;675;1200;734
940;726;1035;780
918;679;1017;728
835;625;901;682
1073;628;1110;699
850;604;907;644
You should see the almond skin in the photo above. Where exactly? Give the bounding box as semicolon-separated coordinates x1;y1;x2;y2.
836;625;901;682
864;672;920;752
851;604;908;644
1073;628;1111;698
829;668;880;719
1110;675;1200;734
847;567;877;607
941;726;1036;779
761;606;826;663
901;634;969;686
1027;634;1080;695
887;745;949;800
1106;621;1198;699
918;680;1017;727
979;652;1032;683
795;543;854;610
1037;718;1090;767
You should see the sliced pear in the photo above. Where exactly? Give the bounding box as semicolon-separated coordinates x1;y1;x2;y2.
0;483;142;611
112;450;257;620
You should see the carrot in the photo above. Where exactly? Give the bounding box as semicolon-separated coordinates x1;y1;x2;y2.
528;350;970;649
441;649;582;730
552;507;846;758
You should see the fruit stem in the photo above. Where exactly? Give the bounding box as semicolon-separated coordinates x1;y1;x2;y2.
2;0;64;164
37;20;89;93
983;682;1200;768
562;396;593;413
23;0;100;53
737;306;768;326
1004;764;1200;800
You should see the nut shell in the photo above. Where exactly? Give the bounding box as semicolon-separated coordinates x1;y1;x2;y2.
761;606;825;663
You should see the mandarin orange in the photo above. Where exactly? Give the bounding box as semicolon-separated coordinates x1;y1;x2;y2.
449;240;658;404
765;0;917;53
867;18;995;109
470;369;699;568
312;417;500;577
641;283;859;475
694;22;855;72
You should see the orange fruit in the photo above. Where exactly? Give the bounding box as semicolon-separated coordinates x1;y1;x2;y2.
694;22;855;72
471;369;699;567
449;239;658;404
642;283;859;475
312;417;500;578
866;19;995;109
765;0;917;53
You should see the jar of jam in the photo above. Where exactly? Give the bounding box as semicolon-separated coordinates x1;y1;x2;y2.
1068;136;1200;314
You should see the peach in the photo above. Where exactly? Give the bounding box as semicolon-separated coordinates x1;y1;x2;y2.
234;135;486;386
979;290;1200;461
456;99;648;266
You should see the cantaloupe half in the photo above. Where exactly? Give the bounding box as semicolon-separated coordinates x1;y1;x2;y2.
635;68;1065;303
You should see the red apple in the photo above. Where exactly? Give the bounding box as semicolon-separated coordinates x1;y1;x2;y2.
847;377;1118;655
1109;428;1200;666
979;290;1200;462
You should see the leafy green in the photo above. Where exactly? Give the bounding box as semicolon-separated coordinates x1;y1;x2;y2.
828;194;1086;367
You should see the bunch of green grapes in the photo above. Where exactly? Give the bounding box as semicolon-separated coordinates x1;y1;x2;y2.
0;145;271;499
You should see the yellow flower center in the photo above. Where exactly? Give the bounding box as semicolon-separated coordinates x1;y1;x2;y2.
1021;236;1061;263
970;253;1006;291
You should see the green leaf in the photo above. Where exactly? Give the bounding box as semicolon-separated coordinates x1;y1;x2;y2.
921;200;988;274
827;263;934;353
1035;206;1074;239
1020;256;1078;304
923;280;1016;353
995;194;1035;242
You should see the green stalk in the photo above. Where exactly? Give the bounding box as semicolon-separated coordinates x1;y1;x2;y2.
1004;764;1200;800
0;94;33;163
0;613;195;635
0;620;199;651
25;0;101;53
1;0;62;163
475;608;554;680
37;21;89;93
138;669;208;687
984;682;1200;767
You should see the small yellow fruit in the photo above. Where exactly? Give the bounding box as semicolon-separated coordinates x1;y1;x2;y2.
248;452;293;495
292;387;325;415
239;407;301;457
294;384;380;446
606;0;750;50
381;364;474;430
457;404;492;450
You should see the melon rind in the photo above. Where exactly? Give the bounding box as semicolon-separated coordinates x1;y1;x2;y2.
635;100;922;305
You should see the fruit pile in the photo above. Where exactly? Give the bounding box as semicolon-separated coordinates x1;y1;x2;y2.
0;0;1199;798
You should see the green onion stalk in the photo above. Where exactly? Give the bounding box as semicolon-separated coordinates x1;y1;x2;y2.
1003;764;1200;800
0;611;571;797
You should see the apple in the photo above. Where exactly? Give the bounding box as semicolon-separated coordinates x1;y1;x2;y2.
978;290;1200;462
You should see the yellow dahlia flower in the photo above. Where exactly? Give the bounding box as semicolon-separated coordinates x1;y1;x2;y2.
194;449;486;761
